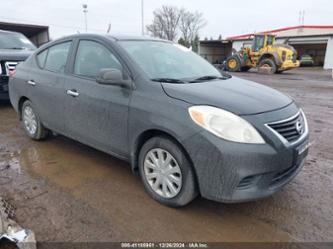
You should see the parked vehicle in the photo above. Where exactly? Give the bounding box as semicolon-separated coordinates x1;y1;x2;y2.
0;30;35;100
226;34;300;74
9;34;310;207
300;54;314;67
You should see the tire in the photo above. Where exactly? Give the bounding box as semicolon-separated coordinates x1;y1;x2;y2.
226;55;241;72
258;58;277;74
138;136;198;207
21;100;49;140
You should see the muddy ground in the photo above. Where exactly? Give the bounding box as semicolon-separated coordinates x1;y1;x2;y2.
0;68;332;243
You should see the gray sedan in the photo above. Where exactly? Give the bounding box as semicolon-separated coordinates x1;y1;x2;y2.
9;34;310;207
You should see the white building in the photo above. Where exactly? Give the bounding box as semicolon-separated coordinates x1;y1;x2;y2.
199;25;333;69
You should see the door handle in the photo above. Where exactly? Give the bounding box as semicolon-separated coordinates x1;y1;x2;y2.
27;80;36;86
66;89;79;97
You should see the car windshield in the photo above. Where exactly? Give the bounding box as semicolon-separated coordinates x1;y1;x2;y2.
118;40;223;82
0;32;36;50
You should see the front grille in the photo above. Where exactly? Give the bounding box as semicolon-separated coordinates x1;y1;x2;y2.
267;112;305;143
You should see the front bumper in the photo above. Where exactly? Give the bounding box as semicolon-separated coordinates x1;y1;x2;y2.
0;75;9;100
182;104;310;203
280;60;300;71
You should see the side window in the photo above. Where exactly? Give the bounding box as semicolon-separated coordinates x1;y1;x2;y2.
37;49;48;68
267;36;274;46
74;40;122;79
44;42;71;73
253;36;265;52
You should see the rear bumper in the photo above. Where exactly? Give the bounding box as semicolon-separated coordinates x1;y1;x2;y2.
182;105;310;203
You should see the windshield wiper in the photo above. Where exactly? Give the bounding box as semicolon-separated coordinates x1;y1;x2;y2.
189;74;231;83
4;47;31;50
151;78;187;84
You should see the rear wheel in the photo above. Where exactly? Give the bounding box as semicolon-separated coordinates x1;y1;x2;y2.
258;58;277;74
21;100;49;140
138;136;198;207
226;55;241;72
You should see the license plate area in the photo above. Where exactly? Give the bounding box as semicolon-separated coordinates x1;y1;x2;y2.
294;141;310;165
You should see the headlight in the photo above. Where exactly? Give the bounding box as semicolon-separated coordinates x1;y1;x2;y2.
188;106;265;144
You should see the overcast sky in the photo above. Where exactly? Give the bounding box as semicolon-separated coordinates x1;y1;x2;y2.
1;0;332;40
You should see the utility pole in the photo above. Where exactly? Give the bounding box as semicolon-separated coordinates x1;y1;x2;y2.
141;0;144;36
82;4;88;32
107;23;112;33
298;10;305;25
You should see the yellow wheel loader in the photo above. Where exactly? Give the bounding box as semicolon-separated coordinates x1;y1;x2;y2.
226;34;300;74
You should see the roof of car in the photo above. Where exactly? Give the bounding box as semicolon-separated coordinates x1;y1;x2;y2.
57;33;168;42
108;35;165;41
0;29;20;35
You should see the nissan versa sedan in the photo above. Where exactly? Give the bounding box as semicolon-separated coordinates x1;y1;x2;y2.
9;34;310;207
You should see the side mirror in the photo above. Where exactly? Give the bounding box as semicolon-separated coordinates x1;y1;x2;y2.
96;68;131;88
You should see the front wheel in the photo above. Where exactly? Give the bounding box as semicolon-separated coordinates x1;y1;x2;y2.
21;100;49;140
258;58;277;74
138;136;198;207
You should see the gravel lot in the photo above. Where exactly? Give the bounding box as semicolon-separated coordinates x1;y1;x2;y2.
0;68;332;243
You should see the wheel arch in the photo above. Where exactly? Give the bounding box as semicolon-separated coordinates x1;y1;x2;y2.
259;52;281;66
18;96;30;120
131;129;199;191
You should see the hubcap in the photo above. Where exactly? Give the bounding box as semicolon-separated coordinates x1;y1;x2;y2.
261;63;271;68
228;59;237;69
23;106;37;135
144;148;182;199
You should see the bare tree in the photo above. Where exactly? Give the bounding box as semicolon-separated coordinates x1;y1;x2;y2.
179;10;206;47
146;6;181;41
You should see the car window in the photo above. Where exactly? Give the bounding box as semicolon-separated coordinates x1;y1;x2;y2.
37;49;48;68
74;40;122;79
0;32;36;50
44;42;72;73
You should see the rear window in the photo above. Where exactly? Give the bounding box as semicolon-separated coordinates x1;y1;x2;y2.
0;32;36;50
44;42;72;73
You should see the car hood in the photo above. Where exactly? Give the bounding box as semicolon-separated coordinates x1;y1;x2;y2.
162;76;293;115
0;49;34;61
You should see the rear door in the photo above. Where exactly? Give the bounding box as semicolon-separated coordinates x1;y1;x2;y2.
63;38;131;158
29;41;72;133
